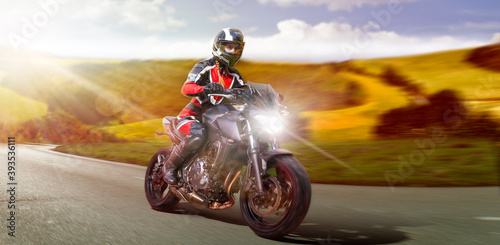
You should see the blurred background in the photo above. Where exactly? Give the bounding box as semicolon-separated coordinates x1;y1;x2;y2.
1;0;499;187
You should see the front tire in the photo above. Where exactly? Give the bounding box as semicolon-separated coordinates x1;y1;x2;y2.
240;155;311;238
144;147;180;210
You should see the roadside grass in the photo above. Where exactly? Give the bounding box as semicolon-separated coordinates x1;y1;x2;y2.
55;141;172;166
288;138;498;187
101;118;164;141
54;137;499;187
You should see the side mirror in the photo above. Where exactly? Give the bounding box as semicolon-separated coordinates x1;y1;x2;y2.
278;92;285;103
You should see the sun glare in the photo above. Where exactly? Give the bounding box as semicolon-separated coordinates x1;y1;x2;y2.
0;50;159;134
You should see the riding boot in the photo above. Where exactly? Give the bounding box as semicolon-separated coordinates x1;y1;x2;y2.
162;144;186;185
162;132;206;185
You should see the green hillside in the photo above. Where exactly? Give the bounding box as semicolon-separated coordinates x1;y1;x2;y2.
0;71;48;127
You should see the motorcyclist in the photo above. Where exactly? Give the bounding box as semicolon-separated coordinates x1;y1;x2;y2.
163;28;246;185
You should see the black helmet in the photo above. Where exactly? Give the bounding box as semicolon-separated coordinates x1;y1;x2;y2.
212;28;245;67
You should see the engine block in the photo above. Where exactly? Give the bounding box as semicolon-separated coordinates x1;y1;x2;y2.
185;156;212;191
183;141;225;199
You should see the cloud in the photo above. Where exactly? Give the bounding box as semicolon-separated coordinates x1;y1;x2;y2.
24;34;211;60
490;33;500;44
0;0;185;36
243;26;259;33
0;0;187;52
242;19;486;62
68;0;186;31
257;0;416;11
464;22;500;30
450;22;500;31
1;0;491;63
35;18;486;62
208;13;238;22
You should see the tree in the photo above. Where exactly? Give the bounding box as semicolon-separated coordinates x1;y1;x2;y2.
345;81;365;106
466;43;500;72
380;66;412;87
375;89;467;138
375;88;498;139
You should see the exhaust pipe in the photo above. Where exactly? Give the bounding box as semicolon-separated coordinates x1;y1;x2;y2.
169;186;207;207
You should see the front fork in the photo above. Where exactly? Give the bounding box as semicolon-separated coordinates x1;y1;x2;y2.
245;121;265;196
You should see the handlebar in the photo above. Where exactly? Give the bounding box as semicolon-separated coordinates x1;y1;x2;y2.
209;93;235;99
208;87;246;100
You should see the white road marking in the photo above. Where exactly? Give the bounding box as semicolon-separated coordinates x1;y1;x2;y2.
300;223;318;226
475;216;500;221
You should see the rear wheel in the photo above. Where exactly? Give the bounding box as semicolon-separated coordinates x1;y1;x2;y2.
240;155;311;238
144;147;180;210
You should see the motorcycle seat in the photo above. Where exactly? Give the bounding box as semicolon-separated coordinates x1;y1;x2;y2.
162;116;183;144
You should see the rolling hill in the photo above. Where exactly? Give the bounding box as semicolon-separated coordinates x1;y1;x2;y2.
102;46;500;142
304;47;500;140
1;45;499;142
351;48;499;100
0;57;364;126
0;71;48;128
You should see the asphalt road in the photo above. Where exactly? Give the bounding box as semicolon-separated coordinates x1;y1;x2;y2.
0;144;499;245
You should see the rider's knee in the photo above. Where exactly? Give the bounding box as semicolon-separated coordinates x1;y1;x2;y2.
185;131;206;152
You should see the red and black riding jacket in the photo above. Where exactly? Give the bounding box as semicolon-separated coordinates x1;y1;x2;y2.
177;57;245;122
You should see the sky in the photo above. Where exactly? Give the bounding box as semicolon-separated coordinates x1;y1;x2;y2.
1;0;499;62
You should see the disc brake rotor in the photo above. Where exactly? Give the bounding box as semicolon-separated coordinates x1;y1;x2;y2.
249;175;282;217
152;155;165;192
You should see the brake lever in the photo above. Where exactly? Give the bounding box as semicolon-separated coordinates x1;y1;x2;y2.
209;93;236;100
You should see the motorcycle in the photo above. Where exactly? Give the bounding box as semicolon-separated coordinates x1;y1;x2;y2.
144;82;311;238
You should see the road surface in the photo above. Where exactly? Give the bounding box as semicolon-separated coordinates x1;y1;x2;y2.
0;144;499;244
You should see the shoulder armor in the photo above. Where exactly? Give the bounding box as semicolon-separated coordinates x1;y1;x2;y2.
186;58;216;84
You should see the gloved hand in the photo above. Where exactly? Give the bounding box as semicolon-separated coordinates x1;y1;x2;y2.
203;82;224;95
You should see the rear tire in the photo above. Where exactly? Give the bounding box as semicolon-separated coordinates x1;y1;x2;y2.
240;155;311;238
144;147;180;210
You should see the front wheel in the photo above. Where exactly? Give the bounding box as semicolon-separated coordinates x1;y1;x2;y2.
240;155;311;238
144;147;180;210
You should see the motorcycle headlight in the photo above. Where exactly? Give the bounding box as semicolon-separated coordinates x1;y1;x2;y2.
254;114;283;135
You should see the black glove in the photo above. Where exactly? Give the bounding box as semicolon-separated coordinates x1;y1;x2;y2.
203;83;224;95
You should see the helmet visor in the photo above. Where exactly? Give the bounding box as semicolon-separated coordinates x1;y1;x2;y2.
221;41;243;55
